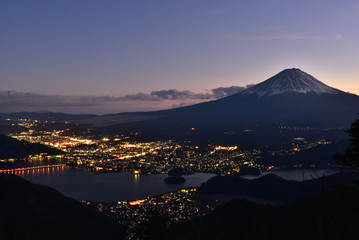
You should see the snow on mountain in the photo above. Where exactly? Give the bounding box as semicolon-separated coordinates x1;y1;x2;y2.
241;68;341;97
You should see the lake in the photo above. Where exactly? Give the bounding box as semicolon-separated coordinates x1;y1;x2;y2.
14;164;341;202
15;167;216;202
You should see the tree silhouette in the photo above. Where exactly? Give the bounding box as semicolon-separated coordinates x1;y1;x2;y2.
334;117;359;171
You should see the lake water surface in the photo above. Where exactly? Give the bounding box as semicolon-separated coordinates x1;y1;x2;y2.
16;167;215;202
15;165;341;202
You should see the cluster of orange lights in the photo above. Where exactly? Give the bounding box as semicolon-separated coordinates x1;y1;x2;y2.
0;164;65;174
129;199;146;205
267;166;275;170
50;138;95;148
215;146;238;151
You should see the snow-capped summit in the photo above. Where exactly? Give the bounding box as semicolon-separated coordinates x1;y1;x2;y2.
241;68;340;97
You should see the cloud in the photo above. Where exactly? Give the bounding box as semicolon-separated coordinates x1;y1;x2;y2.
110;85;251;101
0;91;100;107
0;86;249;113
211;86;247;98
224;33;343;41
171;102;196;108
116;86;249;101
118;89;209;101
150;89;206;100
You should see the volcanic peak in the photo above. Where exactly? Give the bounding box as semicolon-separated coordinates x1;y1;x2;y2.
241;68;340;97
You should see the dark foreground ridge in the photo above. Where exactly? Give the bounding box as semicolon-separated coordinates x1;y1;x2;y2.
130;172;359;239
198;172;359;203
169;184;359;240
0;174;126;240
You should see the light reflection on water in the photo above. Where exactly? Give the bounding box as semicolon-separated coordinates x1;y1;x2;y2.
15;167;216;202
12;159;343;202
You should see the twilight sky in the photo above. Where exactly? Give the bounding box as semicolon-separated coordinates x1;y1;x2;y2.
1;0;359;114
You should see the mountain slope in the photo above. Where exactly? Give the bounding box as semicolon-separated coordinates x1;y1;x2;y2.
111;69;359;127
83;69;359;146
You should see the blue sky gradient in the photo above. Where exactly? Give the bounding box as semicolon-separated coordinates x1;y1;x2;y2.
1;0;358;113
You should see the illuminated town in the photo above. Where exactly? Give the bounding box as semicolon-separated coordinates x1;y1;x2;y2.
82;187;226;237
3;118;332;175
1;117;336;236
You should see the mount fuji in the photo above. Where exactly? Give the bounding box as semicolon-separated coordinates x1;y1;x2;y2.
240;68;340;97
82;68;359;145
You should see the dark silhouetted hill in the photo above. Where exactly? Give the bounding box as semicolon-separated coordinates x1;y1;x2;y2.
259;139;350;167
0;174;126;240
0;134;63;159
198;172;359;203
168;183;359;240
